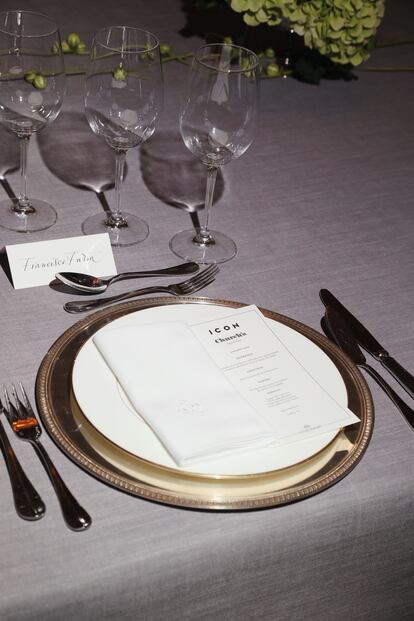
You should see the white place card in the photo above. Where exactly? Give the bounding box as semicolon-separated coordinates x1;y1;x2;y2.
190;305;359;446
6;233;117;289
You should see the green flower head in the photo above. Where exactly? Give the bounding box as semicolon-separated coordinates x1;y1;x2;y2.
230;0;385;65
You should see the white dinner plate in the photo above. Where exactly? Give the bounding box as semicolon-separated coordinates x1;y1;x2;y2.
71;303;347;476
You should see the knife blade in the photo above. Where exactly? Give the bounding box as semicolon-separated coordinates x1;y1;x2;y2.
320;289;414;400
322;308;414;429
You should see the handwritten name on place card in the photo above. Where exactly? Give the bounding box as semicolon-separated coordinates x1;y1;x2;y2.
6;233;117;289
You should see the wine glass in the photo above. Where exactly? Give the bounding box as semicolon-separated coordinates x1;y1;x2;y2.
83;26;163;247
170;43;259;264
0;10;66;233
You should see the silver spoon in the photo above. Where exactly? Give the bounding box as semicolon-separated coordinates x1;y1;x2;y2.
55;261;199;293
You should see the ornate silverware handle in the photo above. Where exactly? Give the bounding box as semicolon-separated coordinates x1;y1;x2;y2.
379;356;414;401
0;421;45;520
110;262;198;283
31;439;91;531
65;285;169;313
363;364;414;429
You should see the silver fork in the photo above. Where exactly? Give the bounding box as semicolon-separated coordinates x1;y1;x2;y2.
64;264;220;314
3;384;92;531
0;396;45;521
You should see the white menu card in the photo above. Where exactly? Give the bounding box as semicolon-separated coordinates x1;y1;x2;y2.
190;305;359;445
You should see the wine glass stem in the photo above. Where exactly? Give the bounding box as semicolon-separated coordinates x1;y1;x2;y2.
194;165;218;246
109;148;127;226
16;135;35;214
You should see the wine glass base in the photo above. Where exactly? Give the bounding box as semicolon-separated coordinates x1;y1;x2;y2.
169;228;237;264
82;212;149;247
0;198;57;233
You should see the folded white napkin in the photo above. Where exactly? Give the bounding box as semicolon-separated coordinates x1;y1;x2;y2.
93;321;275;466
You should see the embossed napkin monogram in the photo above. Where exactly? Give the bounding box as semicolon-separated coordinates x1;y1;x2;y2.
6;233;116;289
93;321;276;466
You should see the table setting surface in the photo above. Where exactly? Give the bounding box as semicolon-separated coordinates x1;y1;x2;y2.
0;0;413;620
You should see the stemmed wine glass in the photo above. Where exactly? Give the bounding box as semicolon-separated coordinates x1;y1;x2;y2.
170;43;259;264
0;10;66;232
83;26;163;246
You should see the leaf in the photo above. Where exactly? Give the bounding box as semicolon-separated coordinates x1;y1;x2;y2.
357;6;374;18
248;0;264;11
293;24;305;36
231;0;249;13
349;23;363;38
243;12;260;25
351;0;363;10
255;8;270;22
350;51;363;65
361;15;378;28
329;15;345;32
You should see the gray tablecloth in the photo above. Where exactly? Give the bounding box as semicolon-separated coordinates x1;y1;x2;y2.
0;1;413;619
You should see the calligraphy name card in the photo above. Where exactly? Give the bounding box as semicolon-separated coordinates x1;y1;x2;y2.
6;233;117;289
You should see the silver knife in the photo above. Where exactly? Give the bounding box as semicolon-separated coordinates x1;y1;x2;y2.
320;289;414;400
321;308;414;429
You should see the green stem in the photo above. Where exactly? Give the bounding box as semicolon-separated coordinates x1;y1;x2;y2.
261;71;292;80
162;52;193;62
64;67;88;75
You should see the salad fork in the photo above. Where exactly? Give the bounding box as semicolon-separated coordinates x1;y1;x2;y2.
64;264;219;313
3;384;91;531
0;396;45;520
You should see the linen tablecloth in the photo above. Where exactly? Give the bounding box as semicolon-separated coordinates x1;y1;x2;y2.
0;1;413;619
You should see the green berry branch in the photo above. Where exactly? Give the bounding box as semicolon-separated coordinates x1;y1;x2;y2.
20;20;414;91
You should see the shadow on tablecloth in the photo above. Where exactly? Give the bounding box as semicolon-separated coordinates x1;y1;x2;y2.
139;130;224;231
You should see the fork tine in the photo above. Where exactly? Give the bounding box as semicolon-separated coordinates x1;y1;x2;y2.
191;264;218;282
188;269;219;292
18;383;36;418
180;266;217;291
184;272;216;293
185;276;216;295
0;392;9;423
181;265;219;294
184;265;219;287
11;384;30;420
3;386;18;422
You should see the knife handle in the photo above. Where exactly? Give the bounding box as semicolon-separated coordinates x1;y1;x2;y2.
363;364;414;430
379;356;414;401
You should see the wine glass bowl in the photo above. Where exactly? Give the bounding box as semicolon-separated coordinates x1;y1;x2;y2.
170;43;259;264
0;10;65;232
83;26;163;246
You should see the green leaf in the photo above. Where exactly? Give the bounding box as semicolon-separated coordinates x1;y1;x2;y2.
329;16;345;32
349;23;363;38
328;30;343;40
255;8;269;22
293;24;305;36
357;6;374;18
248;0;264;11
231;0;249;13
290;9;305;22
268;16;282;25
243;12;260;25
350;51;363;65
361;15;377;28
